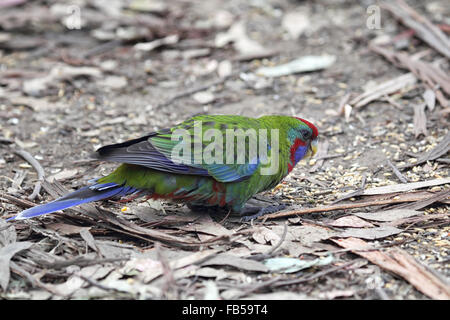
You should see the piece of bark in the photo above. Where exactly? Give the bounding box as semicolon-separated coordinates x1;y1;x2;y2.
413;103;428;137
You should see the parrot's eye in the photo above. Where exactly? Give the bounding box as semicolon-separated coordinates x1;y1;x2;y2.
301;129;311;140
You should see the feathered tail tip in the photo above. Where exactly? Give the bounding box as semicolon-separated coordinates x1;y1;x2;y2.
7;183;138;221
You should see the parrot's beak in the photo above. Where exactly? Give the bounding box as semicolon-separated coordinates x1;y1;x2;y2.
306;138;318;158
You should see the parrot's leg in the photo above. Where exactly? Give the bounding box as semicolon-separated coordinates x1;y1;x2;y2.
239;204;286;222
187;203;224;214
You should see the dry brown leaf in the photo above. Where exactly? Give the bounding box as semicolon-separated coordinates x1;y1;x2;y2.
252;226;281;245
194;267;229;280
124;249;219;283
352;209;422;222
340;226;402;240
0;220;16;246
181;214;233;242
46;223;91;236
288;224;337;246
79;228;99;253
47;169;78;183
0;241;33;290
328;216;375;228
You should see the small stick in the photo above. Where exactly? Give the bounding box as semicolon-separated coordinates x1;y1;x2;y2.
13;148;45;200
1;193;36;208
386;159;408;183
218;209;232;225
259;191;446;220
248;222;288;261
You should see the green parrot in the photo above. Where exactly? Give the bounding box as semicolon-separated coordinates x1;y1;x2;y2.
9;115;318;221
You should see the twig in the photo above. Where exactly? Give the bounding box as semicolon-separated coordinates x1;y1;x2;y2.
77;274;124;293
1;193;36;208
259;190;448;220
386;159;408;183
218;209;232;225
12;148;45;200
248;222;288;261
380;94;404;109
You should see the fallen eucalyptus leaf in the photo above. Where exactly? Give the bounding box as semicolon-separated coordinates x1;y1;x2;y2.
340;226;402;240
256;55;336;78
263;255;334;273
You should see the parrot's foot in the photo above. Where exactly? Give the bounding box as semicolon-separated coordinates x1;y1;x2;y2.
240;204;286;222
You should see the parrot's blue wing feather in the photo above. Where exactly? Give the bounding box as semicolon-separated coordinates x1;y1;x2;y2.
8;183;138;220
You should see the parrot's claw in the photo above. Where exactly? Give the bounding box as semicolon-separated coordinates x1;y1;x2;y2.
240;204;286;222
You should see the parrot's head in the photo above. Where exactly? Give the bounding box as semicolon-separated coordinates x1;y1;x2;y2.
287;117;319;168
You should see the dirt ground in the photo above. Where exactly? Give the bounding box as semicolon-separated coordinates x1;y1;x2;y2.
0;0;449;300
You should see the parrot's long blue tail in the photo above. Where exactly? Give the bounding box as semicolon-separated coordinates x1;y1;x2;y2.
8;183;138;221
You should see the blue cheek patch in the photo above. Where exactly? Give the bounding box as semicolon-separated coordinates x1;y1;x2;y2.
294;146;308;164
